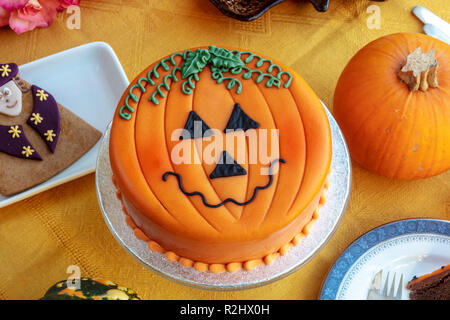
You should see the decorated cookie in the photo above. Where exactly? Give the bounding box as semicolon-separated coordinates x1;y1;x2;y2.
109;47;332;273
0;63;22;117
0;63;102;196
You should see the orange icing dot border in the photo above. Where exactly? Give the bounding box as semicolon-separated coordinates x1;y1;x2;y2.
112;174;330;274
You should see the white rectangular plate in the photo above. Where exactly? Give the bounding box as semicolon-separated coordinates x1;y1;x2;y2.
0;42;129;208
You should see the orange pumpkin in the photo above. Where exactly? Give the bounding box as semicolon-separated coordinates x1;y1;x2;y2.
334;33;450;180
109;46;331;272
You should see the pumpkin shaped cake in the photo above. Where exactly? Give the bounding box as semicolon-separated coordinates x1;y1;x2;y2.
109;46;332;273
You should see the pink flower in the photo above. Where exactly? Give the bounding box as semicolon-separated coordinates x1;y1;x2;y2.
0;6;10;27
7;0;60;34
0;0;79;34
0;0;29;12
20;0;42;16
57;0;79;12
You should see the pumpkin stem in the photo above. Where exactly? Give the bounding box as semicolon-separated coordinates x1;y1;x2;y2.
397;47;439;92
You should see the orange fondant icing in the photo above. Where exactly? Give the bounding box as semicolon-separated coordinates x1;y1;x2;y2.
179;258;194;268
148;241;164;253
319;194;327;205
166;251;179;262
279;243;292;256
109;47;332;272
244;259;264;271
291;233;305;246
226;262;243;273
194;262;209;272
210;264;226;274
125;215;137;229
133;228;149;241
312;208;320;220
116;175;328;272
263;252;279;265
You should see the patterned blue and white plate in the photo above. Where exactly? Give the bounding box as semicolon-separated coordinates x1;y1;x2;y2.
320;219;450;300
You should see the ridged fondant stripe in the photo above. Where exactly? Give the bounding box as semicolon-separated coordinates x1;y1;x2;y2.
283;74;331;219
192;77;247;219
277;82;308;220
249;83;282;227
133;76;184;225
190;76;238;220
161;72;227;233
229;76;278;223
111;69;184;229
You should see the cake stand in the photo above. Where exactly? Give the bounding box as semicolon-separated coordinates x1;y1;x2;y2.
95;105;352;291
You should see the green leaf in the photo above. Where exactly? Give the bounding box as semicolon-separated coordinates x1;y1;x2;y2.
181;49;210;79
208;46;244;70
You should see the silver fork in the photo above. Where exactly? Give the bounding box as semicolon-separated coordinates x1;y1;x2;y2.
367;270;403;300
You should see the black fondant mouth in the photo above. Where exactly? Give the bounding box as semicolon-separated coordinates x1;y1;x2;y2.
162;158;285;208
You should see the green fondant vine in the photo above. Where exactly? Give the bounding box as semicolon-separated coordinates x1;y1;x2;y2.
118;46;293;120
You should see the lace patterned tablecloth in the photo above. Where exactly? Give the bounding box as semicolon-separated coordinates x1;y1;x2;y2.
0;0;448;300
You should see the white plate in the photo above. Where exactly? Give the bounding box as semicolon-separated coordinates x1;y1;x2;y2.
0;42;129;208
320;219;450;300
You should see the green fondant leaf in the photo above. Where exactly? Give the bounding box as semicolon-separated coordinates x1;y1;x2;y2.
181;49;210;79
208;46;244;70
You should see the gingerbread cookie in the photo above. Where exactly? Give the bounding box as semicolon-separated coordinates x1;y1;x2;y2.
0;63;102;196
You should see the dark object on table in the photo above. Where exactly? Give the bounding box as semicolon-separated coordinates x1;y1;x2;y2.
40;278;141;300
406;265;450;300
210;0;386;21
309;0;330;12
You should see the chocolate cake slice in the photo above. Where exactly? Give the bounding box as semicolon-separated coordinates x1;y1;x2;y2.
406;265;450;300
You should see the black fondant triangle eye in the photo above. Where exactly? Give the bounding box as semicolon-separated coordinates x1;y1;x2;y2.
180;111;213;140
224;103;260;132
210;151;247;179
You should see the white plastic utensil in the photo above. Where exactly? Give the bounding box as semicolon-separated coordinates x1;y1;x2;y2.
412;6;450;44
423;24;450;44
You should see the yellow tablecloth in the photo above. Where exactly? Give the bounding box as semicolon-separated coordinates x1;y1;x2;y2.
0;0;449;300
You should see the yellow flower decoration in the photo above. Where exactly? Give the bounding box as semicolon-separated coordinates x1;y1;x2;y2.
22;146;35;158
44;129;56;142
36;89;49;101
8;125;21;139
0;65;11;77
30;112;43;125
